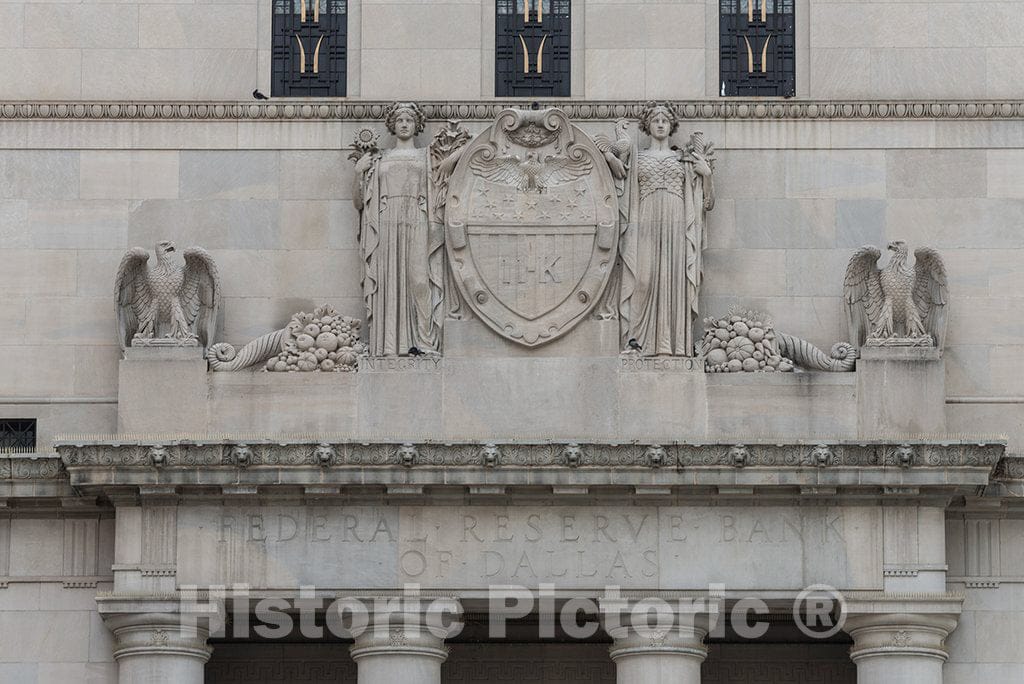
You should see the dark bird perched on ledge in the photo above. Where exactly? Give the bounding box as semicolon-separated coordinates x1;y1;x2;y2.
627;338;642;352
407;347;425;357
252;90;269;100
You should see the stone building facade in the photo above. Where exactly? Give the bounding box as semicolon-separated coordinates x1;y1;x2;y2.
1;1;1023;683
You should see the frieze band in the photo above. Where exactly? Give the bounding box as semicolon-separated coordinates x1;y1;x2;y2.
4;100;1024;122
55;440;1005;470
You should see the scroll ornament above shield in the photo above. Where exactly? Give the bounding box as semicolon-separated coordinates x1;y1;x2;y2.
444;108;619;347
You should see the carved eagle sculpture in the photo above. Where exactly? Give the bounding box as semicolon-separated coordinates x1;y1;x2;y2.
115;240;221;351
470;150;592;193
843;241;948;349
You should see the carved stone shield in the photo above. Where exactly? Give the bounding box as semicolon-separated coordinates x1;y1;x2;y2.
445;108;618;346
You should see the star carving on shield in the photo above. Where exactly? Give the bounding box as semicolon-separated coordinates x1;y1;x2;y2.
443;107;619;348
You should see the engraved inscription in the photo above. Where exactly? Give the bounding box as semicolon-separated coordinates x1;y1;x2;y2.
359;356;442;372
619;356;703;372
398;508;659;588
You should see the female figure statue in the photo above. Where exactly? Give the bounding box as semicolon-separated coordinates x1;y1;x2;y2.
352;103;465;356
615;102;715;356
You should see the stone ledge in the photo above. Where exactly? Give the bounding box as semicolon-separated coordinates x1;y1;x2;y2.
0;453;62;480
49;438;1009;502
55;439;1004;470
3;100;1024;122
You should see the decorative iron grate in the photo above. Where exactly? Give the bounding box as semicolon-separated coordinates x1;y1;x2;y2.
496;0;571;97
272;0;348;97
720;0;795;97
0;419;36;454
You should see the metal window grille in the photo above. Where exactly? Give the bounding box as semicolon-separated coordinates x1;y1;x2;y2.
720;0;795;97
496;0;571;97
272;0;348;97
0;419;36;454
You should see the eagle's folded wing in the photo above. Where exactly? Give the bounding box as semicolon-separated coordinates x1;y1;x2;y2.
843;245;884;347
114;248;151;350
913;247;949;348
179;247;221;350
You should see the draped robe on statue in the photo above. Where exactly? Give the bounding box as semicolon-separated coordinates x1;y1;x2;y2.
356;148;445;356
617;145;714;356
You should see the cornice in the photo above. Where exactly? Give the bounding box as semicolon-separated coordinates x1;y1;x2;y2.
54;438;1004;470
2;100;1024;122
47;438;1008;503
0;453;61;481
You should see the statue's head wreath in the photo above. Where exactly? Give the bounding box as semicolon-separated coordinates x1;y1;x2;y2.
384;101;427;136
638;101;680;136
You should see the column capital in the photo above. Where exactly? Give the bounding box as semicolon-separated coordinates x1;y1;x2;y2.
599;596;721;663
97;595;223;664
843;593;963;664
348;598;463;665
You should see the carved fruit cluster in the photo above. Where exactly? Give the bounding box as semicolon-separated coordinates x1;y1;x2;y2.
700;310;794;373
265;305;366;373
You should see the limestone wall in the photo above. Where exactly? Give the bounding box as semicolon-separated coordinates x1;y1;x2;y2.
1;112;1021;451
1;0;1024;101
945;512;1024;682
0;514;116;682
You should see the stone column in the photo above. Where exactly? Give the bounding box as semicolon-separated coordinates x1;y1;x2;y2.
349;600;462;684
845;596;962;684
601;598;720;684
98;596;222;684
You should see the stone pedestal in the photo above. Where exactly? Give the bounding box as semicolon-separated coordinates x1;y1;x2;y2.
602;599;719;684
857;346;945;436
118;347;208;434
98;596;222;684
844;596;961;684
349;602;461;684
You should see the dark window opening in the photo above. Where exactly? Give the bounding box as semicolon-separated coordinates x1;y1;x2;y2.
0;419;36;454
272;0;348;97
496;0;571;97
720;0;795;97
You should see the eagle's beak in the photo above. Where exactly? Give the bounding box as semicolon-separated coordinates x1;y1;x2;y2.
886;242;896;251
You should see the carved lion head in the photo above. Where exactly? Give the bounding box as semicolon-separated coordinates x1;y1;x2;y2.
563;443;583;467
481;443;501;468
230;444;253;467
314;443;336;466
397;443;418;467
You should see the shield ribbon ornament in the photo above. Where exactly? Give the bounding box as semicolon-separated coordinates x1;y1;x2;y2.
445;108;619;346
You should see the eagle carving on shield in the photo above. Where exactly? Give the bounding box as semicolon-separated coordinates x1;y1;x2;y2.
843;240;948;349
445;107;618;347
114;240;221;351
470;151;593;193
